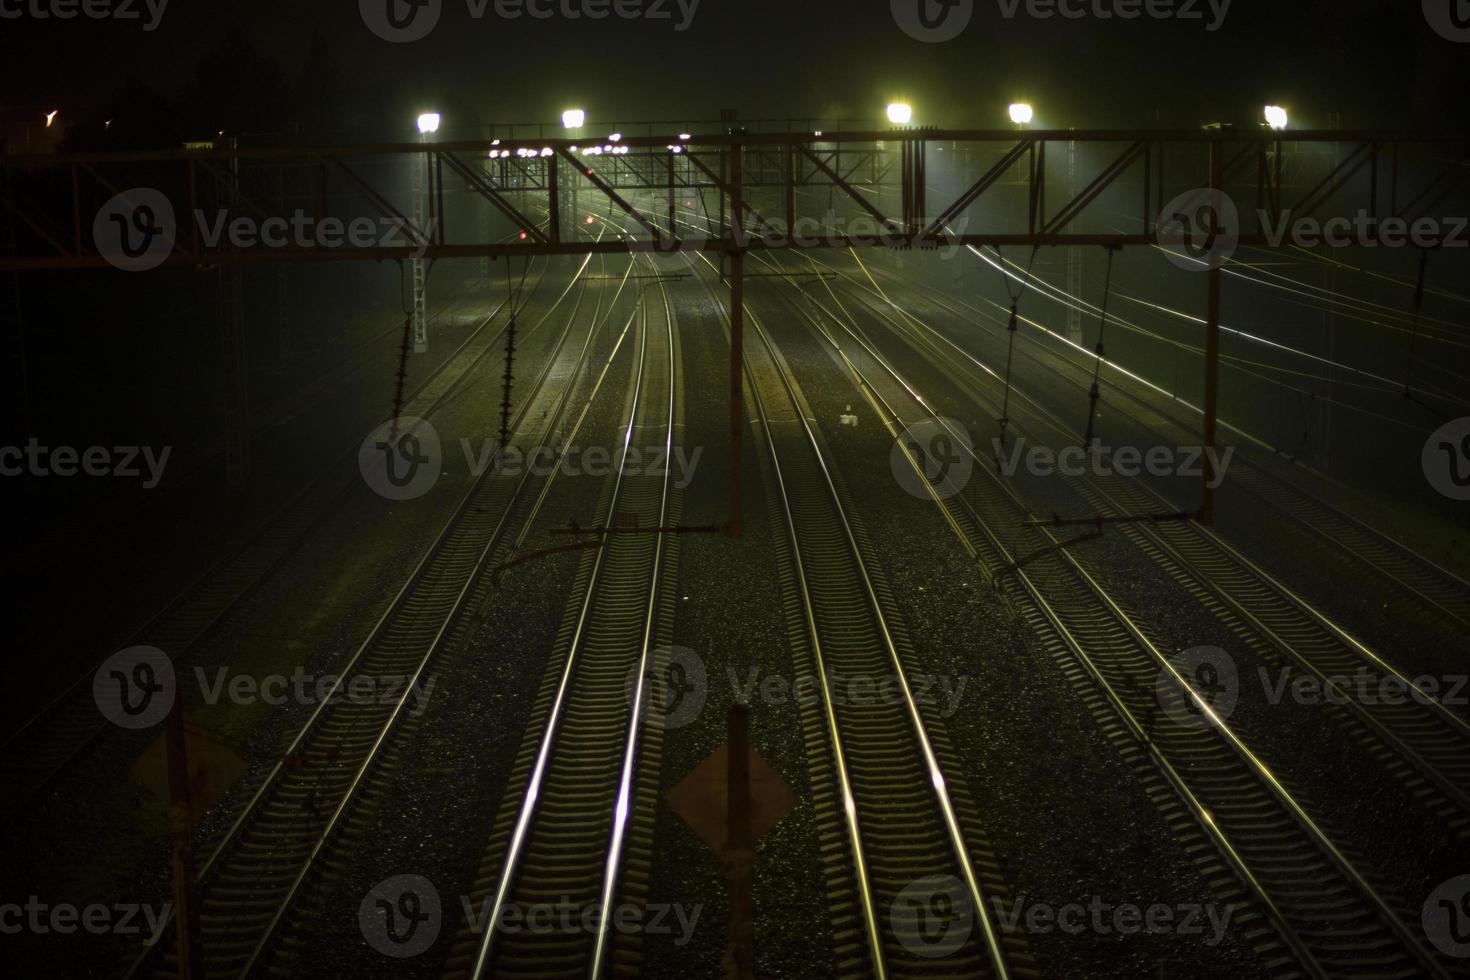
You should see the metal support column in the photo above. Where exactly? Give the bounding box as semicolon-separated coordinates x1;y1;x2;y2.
667;150;677;240
221;138;249;489
480;155;492;282
0;151;30;439
728;143;744;539
1066;140;1084;345
165;699;201;980
412;143;429;353
726;705;754;980
1200;140;1223;525
274;168;290;364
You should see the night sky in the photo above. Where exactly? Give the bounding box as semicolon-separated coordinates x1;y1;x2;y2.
2;0;1467;141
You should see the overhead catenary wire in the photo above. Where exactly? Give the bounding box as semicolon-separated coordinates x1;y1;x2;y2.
979;245;1470;413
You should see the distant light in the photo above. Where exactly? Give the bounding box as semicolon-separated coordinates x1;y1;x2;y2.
45;110;58;128
1264;105;1288;130
668;145;683;154
562;109;586;130
609;132;622;142
417;113;441;135
678;133;691;141
518;231;528;240
886;103;913;125
491;138;501;146
585;215;596;224
1008;103;1034;125
540;147;553;157
104;119;112;131
814;130;823;137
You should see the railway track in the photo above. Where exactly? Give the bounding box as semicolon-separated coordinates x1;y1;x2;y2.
693;252;1030;980
0;254;587;817
539;213;1034;978
432;268;680;980
754;266;1459;979
122;255;642;979
815;260;1470;841
0;262;561;823
848;249;1470;634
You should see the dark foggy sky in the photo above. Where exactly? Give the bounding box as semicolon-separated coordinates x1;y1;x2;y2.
2;0;1466;132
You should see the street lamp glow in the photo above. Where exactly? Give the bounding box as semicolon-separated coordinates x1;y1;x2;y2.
562;108;586;130
416;113;441;135
1008;103;1034;125
886;102;913;125
45;110;58;128
1264;105;1288;130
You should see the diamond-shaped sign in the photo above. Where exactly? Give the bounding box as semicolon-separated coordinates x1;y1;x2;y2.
132;713;247;825
665;741;796;855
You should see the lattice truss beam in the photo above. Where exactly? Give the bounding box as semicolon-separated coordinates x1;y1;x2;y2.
1;130;1466;269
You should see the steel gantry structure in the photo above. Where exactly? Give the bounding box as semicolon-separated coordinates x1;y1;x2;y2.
4;128;1468;525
